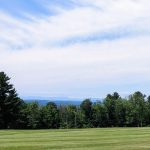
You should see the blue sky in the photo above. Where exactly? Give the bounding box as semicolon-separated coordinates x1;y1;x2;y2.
0;0;76;18
0;0;150;99
0;0;48;17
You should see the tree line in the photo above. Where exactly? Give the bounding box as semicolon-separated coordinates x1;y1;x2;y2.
0;71;150;129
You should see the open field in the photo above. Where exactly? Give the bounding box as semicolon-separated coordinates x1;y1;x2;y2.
0;128;150;150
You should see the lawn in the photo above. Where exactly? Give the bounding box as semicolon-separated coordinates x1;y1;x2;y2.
0;128;150;150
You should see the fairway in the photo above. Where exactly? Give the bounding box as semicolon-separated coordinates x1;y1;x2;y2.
0;128;150;150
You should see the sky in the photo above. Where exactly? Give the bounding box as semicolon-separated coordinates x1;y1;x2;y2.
0;0;150;99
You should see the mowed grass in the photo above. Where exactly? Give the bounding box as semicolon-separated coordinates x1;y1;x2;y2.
0;128;150;150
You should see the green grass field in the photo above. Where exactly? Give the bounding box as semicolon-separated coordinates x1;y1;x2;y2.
0;128;150;150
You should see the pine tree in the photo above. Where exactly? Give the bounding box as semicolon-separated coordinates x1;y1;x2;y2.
0;72;22;128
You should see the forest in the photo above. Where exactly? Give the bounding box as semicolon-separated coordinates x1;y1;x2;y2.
0;71;150;129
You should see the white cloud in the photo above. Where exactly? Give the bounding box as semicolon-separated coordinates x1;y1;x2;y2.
0;0;150;97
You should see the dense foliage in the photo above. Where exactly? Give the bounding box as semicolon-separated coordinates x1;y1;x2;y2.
0;72;150;129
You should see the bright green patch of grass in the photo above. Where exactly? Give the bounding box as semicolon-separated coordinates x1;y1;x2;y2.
0;128;150;150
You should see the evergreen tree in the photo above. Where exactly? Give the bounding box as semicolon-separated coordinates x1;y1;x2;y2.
25;102;41;129
104;92;120;127
40;102;59;129
80;99;93;127
128;91;146;127
0;72;22;128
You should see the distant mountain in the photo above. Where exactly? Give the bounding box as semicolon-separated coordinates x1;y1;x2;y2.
22;96;77;101
22;96;102;106
24;100;82;106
